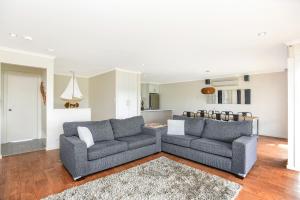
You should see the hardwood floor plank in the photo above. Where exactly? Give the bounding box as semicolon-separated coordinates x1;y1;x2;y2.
0;136;299;200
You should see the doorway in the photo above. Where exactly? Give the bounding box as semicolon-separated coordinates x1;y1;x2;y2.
1;64;46;156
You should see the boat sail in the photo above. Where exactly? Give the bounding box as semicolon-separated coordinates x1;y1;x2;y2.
60;72;83;108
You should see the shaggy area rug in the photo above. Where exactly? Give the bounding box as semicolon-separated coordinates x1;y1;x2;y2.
44;157;241;200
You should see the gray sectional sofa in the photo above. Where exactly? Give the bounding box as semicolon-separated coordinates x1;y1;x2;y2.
60;115;257;180
60;116;162;180
161;115;257;177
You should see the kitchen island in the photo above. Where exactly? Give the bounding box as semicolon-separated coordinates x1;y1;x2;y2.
141;109;173;124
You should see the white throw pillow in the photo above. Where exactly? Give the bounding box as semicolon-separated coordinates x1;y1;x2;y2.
77;126;95;148
167;120;185;135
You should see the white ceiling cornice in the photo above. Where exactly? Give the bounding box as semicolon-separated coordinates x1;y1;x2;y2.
285;39;300;46
115;67;142;74
0;46;56;60
55;67;142;79
55;68;286;84
54;72;91;78
159;69;286;85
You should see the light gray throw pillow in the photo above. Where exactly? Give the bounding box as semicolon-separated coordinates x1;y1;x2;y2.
167;120;185;135
77;126;94;148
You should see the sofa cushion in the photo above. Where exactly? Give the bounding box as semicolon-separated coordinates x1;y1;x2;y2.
201;119;252;142
190;138;232;158
162;134;199;148
173;115;205;137
110;116;145;138
87;140;128;161
116;134;156;150
63;120;115;142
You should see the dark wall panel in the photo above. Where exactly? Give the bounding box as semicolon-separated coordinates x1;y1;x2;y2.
218;90;222;104
245;89;251;104
237;90;241;104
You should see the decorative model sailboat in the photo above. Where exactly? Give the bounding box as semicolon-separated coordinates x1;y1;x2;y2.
60;71;83;108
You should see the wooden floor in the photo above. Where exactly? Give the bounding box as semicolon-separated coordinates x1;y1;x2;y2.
0;136;299;200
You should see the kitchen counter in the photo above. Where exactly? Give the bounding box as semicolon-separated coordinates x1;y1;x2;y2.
144;123;167;128
141;109;173;124
141;109;173;112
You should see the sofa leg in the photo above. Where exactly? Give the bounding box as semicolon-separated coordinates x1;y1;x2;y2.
235;173;246;179
73;176;82;181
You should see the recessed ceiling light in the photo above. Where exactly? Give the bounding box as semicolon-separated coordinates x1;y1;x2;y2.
257;32;267;37
23;35;33;40
47;48;54;52
9;33;17;37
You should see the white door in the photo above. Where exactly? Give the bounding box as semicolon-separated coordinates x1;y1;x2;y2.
4;71;39;142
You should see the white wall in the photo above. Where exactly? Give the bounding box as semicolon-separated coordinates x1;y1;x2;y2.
160;71;288;138
0;63;2;157
41;69;47;138
288;43;300;171
0;48;142;153
1;64;45;143
89;70;116;120
54;74;89;109
89;69;141;121
47;108;91;150
0;47;55;154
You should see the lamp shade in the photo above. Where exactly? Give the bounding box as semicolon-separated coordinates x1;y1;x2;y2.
201;87;216;94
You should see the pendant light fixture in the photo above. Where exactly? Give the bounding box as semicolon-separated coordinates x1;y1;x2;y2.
201;79;216;94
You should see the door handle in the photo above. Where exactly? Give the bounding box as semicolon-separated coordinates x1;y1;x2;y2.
8;108;12;111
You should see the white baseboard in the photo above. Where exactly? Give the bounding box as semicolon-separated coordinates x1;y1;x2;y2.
46;146;59;151
287;164;300;171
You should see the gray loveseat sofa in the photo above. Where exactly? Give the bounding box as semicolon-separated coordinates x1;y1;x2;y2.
161;115;257;177
60;116;162;180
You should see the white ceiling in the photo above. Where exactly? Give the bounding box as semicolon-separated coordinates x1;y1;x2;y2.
1;0;299;83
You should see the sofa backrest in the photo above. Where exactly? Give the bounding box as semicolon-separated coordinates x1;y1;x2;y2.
201;119;252;143
173;115;205;137
110;116;145;138
63;120;115;142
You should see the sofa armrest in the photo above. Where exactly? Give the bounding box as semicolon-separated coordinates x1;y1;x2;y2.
231;135;257;177
159;126;168;136
143;126;168;135
142;127;167;152
60;135;87;179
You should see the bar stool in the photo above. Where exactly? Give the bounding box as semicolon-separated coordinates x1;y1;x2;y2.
238;112;253;120
183;111;195;118
196;110;207;118
208;110;220;119
232;113;240;121
221;111;234;121
215;113;222;120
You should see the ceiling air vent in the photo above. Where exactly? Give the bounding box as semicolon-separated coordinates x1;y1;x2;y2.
211;78;239;87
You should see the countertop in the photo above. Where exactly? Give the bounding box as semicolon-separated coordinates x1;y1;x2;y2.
141;109;173;112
